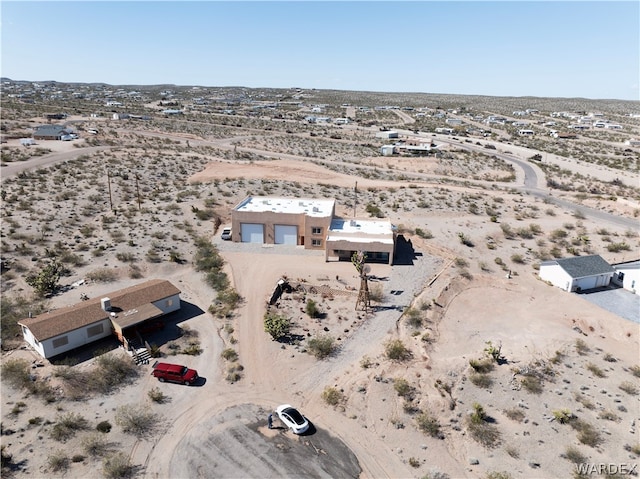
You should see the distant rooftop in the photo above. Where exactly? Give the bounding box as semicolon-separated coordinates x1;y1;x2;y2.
234;196;335;217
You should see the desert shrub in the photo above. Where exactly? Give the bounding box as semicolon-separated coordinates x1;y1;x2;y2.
458;232;474;247
467;403;500;448
505;445;519;458
552;409;574;424
607;242;631;252
115;404;158;438
86;267;118;283
575;338;590;355
469;358;494;373
50;413;89;442
598;410;620;422
225;363;244;383
103;452;134;479
408;457;420;468
47;450;70;472
307;334;336;359
28;416;43;426
520;374;543;394
619;381;639;395
88;353;139;394
629;365;640;378
1;359;32;390
563;445;587;464
549;350;565;365
221;348;238;362
263;310;291;340
322;387;344;406
393;378;415;399
570;419;602;447
416;412;442;438
510;253;525;264
72;454;85;463
84;433;110;457
148;387;169;404
305;299;320;318
96;420;112;433
415;228;433;239
585;362;605;378
384;339;412;361
574;392;595;410
469;372;493;389
360;355;373;369
503;408;525;422
485;472;512;479
404;307;422;328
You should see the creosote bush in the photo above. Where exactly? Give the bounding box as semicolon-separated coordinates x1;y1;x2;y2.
307;334;336;359
416;412;442;438
384;339;412;361
115;404;159;438
103;452;134;479
322;386;344;406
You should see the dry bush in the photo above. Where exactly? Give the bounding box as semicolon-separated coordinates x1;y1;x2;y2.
469;372;493;389
416;412;442;439
322;387;345;406
307;334;337;359
83;434;111;457
503;408;525;422
619;381;639;395
47;450;70;472
50;413;90;442
384;339;412;361
86;268;118;283
115;404;159;438
103;452;134;479
563;445;587;464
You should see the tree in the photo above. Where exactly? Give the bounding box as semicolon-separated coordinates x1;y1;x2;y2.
26;261;62;297
263;311;291;340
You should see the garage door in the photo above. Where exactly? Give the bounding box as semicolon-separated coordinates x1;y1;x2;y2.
240;223;264;243
275;225;298;245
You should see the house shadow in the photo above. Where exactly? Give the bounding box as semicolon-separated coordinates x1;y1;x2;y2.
135;300;206;347
48;300;206;366
393;235;422;266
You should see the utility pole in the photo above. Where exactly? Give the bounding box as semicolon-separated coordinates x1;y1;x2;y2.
107;170;113;212
135;174;141;211
353;181;357;217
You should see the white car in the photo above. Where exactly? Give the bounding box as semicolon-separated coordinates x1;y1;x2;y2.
220;228;232;240
276;404;309;434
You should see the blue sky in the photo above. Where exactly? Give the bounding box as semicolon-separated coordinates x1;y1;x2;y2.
2;1;638;100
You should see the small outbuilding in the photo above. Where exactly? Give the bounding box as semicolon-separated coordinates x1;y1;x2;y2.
612;260;640;296
539;255;614;292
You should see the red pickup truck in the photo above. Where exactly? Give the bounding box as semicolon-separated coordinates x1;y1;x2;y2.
151;362;198;385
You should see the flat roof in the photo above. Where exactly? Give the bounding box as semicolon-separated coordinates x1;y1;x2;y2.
329;218;393;235
234;196;335;217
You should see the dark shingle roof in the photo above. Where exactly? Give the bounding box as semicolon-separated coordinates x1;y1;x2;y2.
553;255;614;278
19;279;180;341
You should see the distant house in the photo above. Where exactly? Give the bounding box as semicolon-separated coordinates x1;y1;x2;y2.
380;145;396;156
376;131;399;139
33;124;74;140
539;255;615;292
612;260;640;296
19;279;181;359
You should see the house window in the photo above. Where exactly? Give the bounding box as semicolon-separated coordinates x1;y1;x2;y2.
312;227;322;235
166;299;173;308
87;323;104;338
52;336;69;349
312;239;322;247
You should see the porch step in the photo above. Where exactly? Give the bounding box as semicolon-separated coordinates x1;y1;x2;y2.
133;348;151;365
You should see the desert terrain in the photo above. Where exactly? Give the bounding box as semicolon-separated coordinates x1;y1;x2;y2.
1;83;639;479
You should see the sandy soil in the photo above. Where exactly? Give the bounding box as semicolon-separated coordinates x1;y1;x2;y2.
1;118;639;479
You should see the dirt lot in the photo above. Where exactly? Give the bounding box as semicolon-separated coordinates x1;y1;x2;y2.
1;98;639;479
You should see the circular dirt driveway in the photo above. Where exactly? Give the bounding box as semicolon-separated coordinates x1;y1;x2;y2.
169;404;362;478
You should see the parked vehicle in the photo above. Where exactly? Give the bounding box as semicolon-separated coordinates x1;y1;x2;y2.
151;361;198;385
221;227;232;240
276;404;309;434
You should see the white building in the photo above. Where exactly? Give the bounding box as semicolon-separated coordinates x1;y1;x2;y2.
539;255;614;292
612;260;640;296
19;280;181;359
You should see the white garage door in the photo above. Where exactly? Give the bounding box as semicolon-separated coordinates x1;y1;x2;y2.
274;225;298;245
241;223;264;243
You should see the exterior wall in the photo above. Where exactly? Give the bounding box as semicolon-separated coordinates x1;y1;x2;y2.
539;264;573;291
326;239;395;265
28;318;113;359
232;208;333;250
613;267;640;295
151;293;181;315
